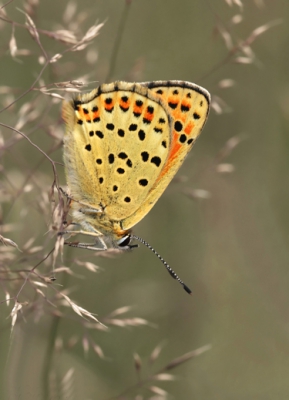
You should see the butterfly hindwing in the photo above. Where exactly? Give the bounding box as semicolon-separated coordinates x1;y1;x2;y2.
122;81;210;230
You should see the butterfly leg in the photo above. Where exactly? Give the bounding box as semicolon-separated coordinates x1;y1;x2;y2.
59;227;108;251
78;207;102;214
60;229;103;237
64;237;108;251
59;189;108;250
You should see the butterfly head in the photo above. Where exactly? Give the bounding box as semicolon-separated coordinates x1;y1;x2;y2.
115;233;138;250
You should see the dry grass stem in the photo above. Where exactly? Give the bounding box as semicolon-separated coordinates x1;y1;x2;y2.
134;353;142;372
162;344;212;371
216;163;235;173
149;343;165;364
0;234;21;250
149;386;168;396
0;1;277;398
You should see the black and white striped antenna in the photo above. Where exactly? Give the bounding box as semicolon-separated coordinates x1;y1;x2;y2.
131;235;192;295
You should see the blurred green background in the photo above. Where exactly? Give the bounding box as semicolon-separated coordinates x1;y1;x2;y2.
1;0;289;399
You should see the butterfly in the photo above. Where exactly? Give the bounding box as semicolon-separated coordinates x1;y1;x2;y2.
62;81;210;294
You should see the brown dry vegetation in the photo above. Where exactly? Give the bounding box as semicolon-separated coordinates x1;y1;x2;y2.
0;0;288;399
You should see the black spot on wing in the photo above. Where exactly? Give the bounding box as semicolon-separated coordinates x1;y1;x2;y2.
138;130;145;141
168;102;178;110
181;104;190;112
95;130;104;139
118;152;128;159
154;127;162;133
179;134;187;143
141;152;149;162
129;124;137;131
139;179;148;187
151;156;161;167
174;121;183;132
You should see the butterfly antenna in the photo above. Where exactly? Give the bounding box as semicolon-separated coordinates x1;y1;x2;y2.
131;235;192;295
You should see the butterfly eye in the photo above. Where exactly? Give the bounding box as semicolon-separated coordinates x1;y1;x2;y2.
116;235;132;248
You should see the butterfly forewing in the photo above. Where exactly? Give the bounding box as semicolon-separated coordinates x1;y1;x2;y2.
63;82;172;223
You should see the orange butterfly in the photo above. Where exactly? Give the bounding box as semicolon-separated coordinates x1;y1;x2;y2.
62;81;210;293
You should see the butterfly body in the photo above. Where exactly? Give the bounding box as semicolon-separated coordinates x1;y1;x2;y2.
62;81;210;249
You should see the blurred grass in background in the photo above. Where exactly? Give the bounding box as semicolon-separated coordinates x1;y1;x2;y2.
1;0;289;399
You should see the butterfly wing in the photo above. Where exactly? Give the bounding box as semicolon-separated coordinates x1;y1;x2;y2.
62;82;172;232
122;81;210;230
62;80;210;235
